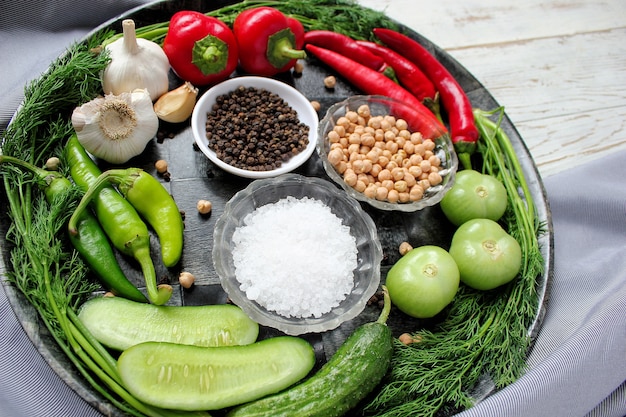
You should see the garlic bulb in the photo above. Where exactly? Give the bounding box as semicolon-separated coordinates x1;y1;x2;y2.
153;82;198;123
72;89;159;164
102;19;170;102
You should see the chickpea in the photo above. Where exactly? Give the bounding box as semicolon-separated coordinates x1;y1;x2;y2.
370;163;382;178
384;130;396;142
410;184;424;201
179;271;195;289
344;171;358;187
408;165;422;178
381;179;395;191
327;130;340;143
366;150;380;164
385;141;399;153
310;100;321;112
423;138;436;151
345;110;359;123
418;179;431;190
357;104;371;118
354;180;367;193
399;241;413;256
364;183;377;199
197;199;212;215
327;148;344;166
155;159;168;174
403;141;415;155
387;189;400;203
375;186;389;201
336;160;348;174
420;159;432;173
409;153;423;165
45;157;61;171
348;132;361;145
404;172;417;188
391;167;405;181
368;116;382;129
398;192;411;203
352;159;365;174
394;180;408;193
395;118;408;130
398;129;411;140
429;155;441;167
378;168;392;182
428;171;443;186
361;133;376;148
324;75;337;89
410;132;423;144
334;124;346;137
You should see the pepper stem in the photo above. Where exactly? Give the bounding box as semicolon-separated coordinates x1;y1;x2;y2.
267;28;306;69
377;285;391;325
134;244;172;306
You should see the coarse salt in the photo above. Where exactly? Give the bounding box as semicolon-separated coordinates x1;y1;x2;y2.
232;196;358;319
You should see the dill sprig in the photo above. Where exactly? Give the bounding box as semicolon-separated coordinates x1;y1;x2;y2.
103;0;398;47
363;109;545;417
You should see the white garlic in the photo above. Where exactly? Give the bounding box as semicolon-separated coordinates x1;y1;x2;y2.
71;89;159;164
153;82;198;123
102;19;170;102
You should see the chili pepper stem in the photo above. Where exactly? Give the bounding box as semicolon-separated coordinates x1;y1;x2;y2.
0;155;61;185
134;244;173;306
68;169;133;235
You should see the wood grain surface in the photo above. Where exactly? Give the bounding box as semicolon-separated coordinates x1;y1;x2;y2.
358;0;626;177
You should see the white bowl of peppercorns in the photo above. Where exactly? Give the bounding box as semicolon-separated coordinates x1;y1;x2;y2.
191;76;319;179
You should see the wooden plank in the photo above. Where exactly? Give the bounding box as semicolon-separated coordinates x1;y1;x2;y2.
516;107;626;178
450;28;626;123
357;0;626;49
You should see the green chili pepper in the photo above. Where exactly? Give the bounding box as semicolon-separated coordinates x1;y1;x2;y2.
65;135;171;306
73;167;184;268
0;155;146;303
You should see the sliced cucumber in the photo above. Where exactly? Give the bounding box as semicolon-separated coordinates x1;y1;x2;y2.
78;296;259;350
118;337;316;411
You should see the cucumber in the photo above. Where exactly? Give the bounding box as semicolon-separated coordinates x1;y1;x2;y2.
78;296;259;350
117;337;316;411
226;287;393;417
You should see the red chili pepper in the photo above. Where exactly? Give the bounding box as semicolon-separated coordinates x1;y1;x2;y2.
163;11;238;87
373;28;479;168
233;7;307;76
306;44;446;140
304;30;387;72
356;40;437;102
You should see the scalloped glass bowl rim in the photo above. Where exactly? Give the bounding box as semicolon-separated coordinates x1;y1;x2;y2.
191;76;319;179
212;173;383;335
317;95;459;212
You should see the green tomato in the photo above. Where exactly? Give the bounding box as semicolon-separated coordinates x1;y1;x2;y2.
449;218;522;291
440;169;508;226
385;245;460;319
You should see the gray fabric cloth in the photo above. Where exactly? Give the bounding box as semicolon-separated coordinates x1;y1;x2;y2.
1;1;625;416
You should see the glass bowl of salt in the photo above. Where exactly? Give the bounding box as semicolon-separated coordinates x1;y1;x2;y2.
213;173;383;335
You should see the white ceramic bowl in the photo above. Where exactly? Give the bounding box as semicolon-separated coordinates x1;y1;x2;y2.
191;76;318;179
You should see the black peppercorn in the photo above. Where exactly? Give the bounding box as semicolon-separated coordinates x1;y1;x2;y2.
204;86;309;171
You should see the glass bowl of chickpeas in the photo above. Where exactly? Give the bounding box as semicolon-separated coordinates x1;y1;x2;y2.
317;95;458;212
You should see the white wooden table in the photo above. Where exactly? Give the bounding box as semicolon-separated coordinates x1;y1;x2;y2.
359;0;626;178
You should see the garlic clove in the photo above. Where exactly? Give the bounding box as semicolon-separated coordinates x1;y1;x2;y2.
153;82;199;123
71;89;159;164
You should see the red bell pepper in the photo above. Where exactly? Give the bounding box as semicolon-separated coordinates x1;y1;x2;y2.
233;7;307;76
373;28;479;169
356;40;437;102
306;44;447;140
162;11;238;87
